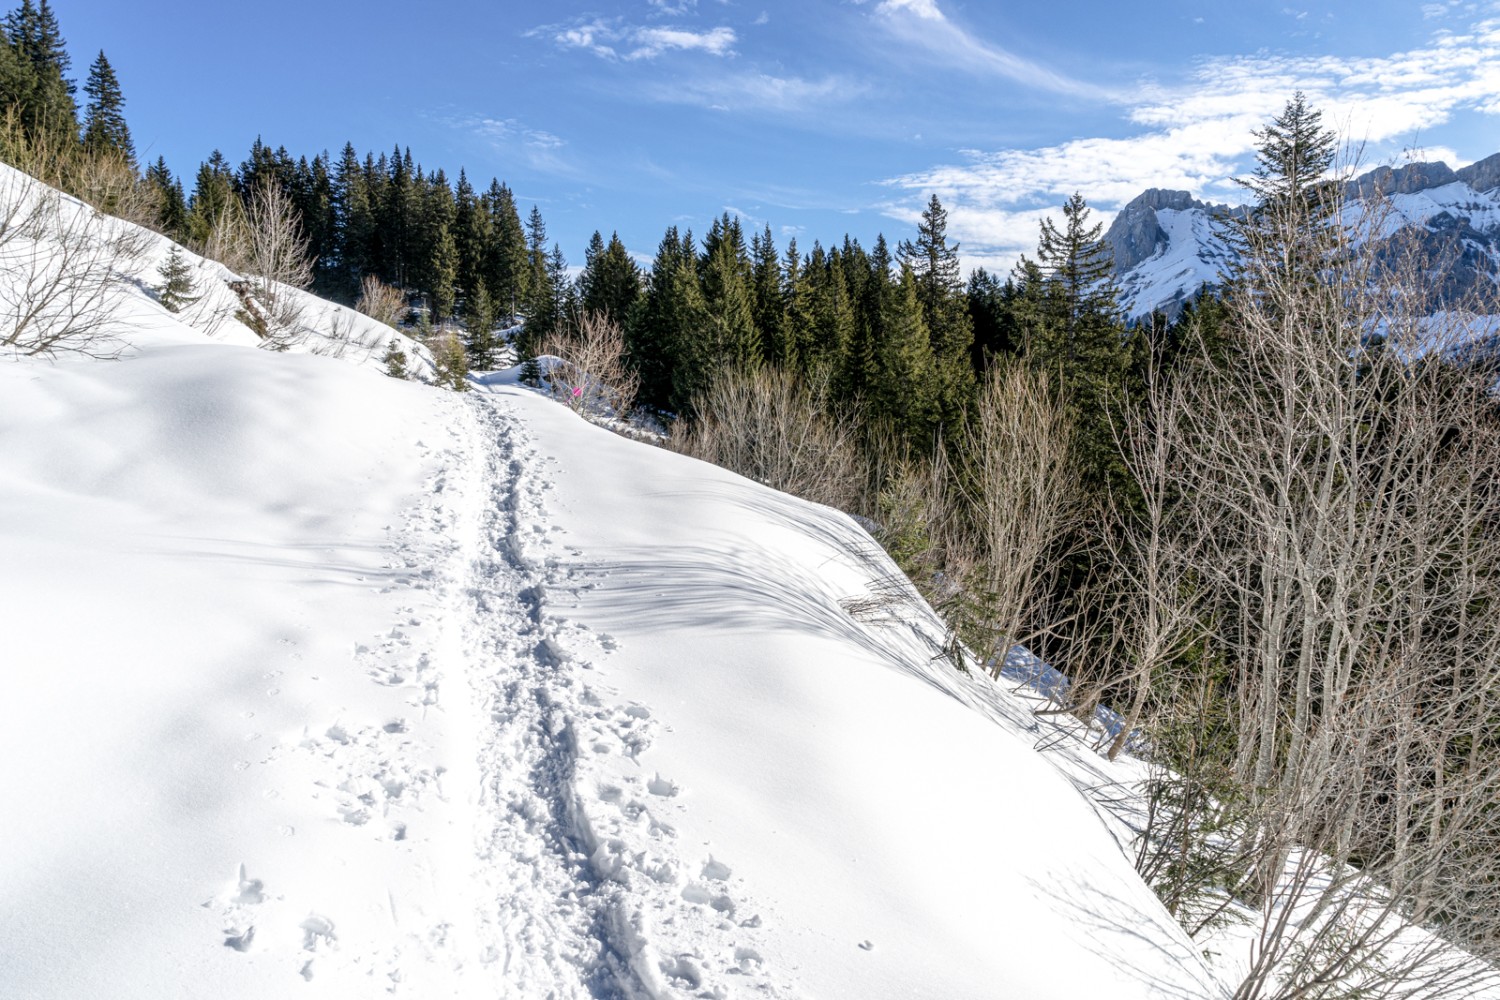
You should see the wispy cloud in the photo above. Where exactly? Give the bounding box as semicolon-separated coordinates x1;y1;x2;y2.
539;17;737;61
868;0;1120;101
882;15;1500;274
436;113;574;174
643;71;866;113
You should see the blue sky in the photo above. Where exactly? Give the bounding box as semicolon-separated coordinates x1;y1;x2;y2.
57;0;1500;276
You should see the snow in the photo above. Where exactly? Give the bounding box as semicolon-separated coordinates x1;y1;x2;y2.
1116;206;1233;320
1;165;1232;997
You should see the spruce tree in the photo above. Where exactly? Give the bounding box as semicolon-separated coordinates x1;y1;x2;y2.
81;50;132;166
144;157;187;239
579;231;641;328
1225;91;1340;297
628;226;706;411
332;143;374;299
750;224;783;366
693;213;759;397
872;264;940;441
483;180;528;321
4;0;75;146
519;205;554;353
1031;192;1128;493
156;244;199;313
186;150;238;245
898;194;974;429
463;282;499;369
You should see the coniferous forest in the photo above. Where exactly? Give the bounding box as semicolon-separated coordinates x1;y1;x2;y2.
13;4;1500;996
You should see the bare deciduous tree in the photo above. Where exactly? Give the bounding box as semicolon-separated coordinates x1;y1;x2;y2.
537;310;640;421
355;274;405;329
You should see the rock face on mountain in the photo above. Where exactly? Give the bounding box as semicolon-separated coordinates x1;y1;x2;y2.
1348;161;1457;200
1458;152;1500;193
1108;156;1500;321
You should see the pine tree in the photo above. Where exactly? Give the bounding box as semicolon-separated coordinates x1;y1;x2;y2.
578;231;641;328
693;213;759;395
5;0;74;140
452;169;490;309
871;264;940;441
331;143;374;299
898;194;974;429
1030;191;1128;493
80;49;132;166
519;205;554;353
750;224;783;366
483;180;528;321
155;244;199;313
144;156;187;239
186;150;238;245
463;282;499;369
628;226;706;410
1225;91;1340;296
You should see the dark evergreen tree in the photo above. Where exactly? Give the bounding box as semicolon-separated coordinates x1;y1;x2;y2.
750;224;783;366
186;150;237;245
144;156;187;239
871;264;940;441
156;244;198;313
898;194;974;429
628;226;706;410
330;143;374;299
1030;191;1128;492
463;282;500;369
80;49;132;166
966;267;1021;369
691;213;759;398
452;169;490;308
1224;91;1340;298
3;0;75;145
520;205;554;353
578;230;641;328
483;179;527;320
416;168;457;318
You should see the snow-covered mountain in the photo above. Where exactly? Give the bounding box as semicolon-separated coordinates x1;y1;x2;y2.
1107;153;1500;321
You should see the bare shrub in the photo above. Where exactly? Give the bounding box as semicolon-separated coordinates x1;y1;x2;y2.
355;274;405;329
536;310;639;420
671;365;864;512
942;362;1085;676
0;166;147;358
1120;171;1500;997
238;183;313;349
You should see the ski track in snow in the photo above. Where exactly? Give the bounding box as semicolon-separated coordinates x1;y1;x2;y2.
459;392;791;1000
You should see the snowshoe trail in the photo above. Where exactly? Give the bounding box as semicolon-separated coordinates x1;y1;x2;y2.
458;391;792;999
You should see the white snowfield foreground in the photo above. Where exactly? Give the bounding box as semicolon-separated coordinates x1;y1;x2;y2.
1;165;1227;998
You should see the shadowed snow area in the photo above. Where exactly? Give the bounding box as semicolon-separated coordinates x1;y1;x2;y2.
1;165;1226;997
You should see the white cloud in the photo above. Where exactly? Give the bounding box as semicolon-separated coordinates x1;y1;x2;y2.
880;14;1500;276
542;18;737;61
869;0;1119;100
626;26;736;60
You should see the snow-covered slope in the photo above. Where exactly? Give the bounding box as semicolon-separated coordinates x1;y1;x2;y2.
1;168;1231;997
1107;154;1500;321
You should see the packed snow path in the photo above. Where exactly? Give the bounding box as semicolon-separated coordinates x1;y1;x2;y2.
454;393;792;998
